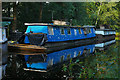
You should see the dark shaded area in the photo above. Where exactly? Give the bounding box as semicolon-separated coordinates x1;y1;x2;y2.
2;2;120;32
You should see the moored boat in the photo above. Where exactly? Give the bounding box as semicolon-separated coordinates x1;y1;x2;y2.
0;27;7;43
0;17;13;44
18;21;96;48
95;25;116;43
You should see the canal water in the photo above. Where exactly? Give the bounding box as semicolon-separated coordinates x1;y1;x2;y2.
1;39;120;79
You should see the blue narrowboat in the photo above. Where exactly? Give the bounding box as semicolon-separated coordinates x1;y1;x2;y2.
20;22;96;47
23;44;95;72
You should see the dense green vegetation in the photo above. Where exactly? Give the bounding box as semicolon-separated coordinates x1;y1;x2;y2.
2;2;120;32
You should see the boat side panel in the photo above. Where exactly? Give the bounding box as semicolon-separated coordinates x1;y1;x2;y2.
24;25;96;43
95;30;116;35
47;27;96;42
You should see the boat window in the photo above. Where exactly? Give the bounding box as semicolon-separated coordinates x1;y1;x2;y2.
74;51;77;57
78;28;82;34
74;29;77;35
85;49;91;54
83;49;91;55
60;55;64;62
83;28;91;34
88;28;91;33
48;26;54;35
78;51;81;56
48;59;53;66
83;28;87;34
60;28;65;35
89;49;91;53
2;29;4;40
83;49;87;54
67;28;71;35
93;28;95;33
67;54;71;59
92;47;95;52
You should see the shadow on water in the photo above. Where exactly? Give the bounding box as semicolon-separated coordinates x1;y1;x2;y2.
1;38;120;79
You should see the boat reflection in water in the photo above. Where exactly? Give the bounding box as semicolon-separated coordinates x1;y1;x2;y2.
95;40;116;51
3;39;117;79
23;44;95;72
23;39;116;72
0;43;8;79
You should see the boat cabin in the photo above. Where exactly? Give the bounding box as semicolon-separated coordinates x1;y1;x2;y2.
95;24;116;42
95;25;116;35
0;17;13;43
24;23;96;44
95;29;116;35
0;22;11;43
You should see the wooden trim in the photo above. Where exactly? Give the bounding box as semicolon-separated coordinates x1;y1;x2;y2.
8;44;46;50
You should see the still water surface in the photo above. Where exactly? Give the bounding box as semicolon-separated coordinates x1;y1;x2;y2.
1;39;120;79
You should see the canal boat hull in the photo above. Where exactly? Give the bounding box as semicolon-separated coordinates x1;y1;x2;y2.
44;37;96;48
8;37;96;53
95;29;116;43
96;34;115;43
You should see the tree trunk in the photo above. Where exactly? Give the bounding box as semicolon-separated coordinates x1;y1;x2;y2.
0;2;2;22
13;2;17;32
8;3;11;17
95;2;102;27
39;3;42;22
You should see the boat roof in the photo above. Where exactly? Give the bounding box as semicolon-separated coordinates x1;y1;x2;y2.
25;23;95;28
